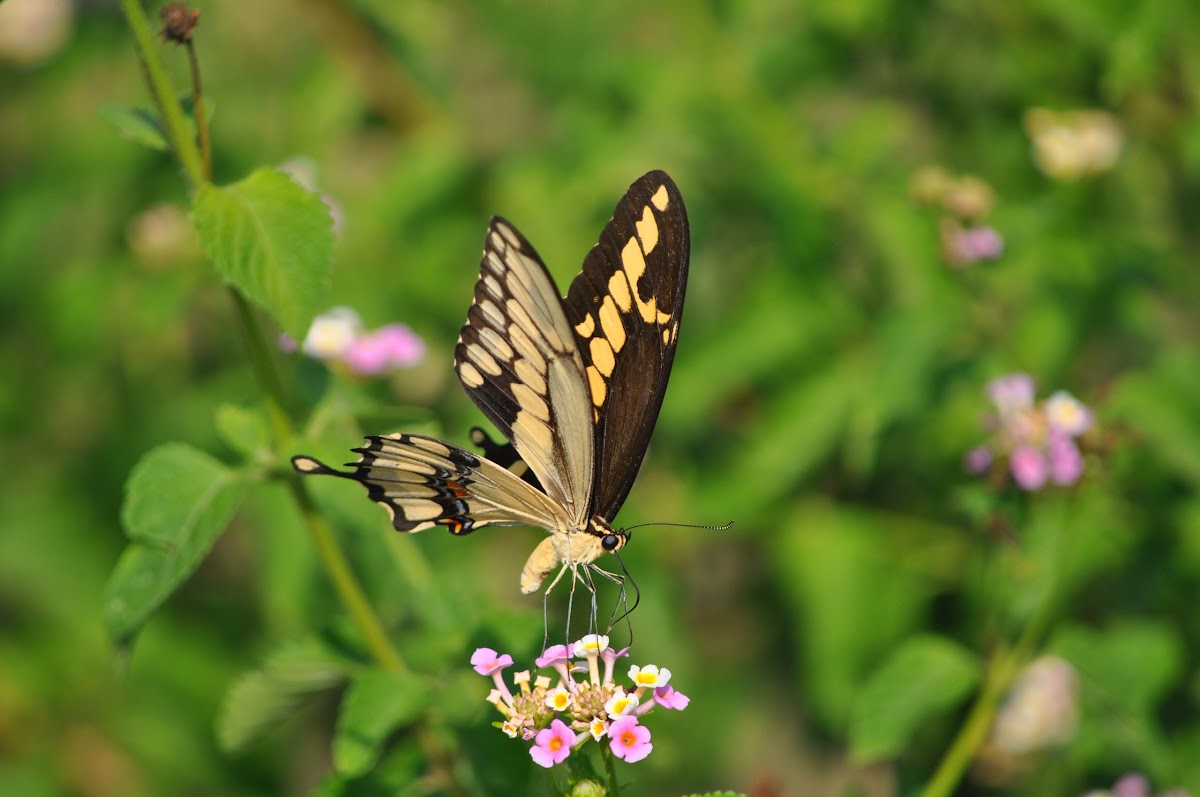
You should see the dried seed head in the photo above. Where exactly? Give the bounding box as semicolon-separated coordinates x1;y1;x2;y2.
160;3;200;44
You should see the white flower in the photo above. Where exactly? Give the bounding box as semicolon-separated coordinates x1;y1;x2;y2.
628;663;672;688
1044;390;1093;437
574;634;610;655
545;686;573;711
603;687;639;718
302;307;362;359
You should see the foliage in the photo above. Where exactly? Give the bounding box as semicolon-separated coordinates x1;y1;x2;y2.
2;0;1200;795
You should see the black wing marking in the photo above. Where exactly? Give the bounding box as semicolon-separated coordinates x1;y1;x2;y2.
562;170;690;521
291;433;569;535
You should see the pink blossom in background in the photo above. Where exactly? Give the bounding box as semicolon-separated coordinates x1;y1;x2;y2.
967;374;1094;491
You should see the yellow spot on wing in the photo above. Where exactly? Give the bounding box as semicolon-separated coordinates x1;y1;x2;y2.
636;205;658;254
515;358;547;394
586;365;607;407
459;361;484;387
651;185;669;211
621;237;658;323
574;313;596;338
590;336;616;377
598;296;626;353
468;344;503;375
512;382;550;422
607;271;632;312
480;326;514;360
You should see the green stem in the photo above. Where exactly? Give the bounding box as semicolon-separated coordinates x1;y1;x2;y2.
184;39;213;180
121;0;405;673
919;648;1017;797
921;496;1071;797
288;473;404;670
601;745;621;796
119;0;204;192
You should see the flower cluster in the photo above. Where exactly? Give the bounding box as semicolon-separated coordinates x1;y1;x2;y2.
1082;773;1191;797
471;635;689;768
965;373;1093;490
282;306;425;377
1024;108;1122;181
909;166;1003;268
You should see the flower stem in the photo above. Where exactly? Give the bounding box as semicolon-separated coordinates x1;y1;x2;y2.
184;39;212;180
601;745;621;796
920;496;1070;797
118;0;204;192
918;647;1016;797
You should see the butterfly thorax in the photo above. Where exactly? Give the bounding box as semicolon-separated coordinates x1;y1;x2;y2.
519;516;628;594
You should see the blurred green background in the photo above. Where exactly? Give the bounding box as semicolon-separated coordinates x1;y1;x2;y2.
4;0;1200;795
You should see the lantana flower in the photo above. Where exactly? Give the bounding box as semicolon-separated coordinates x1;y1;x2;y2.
1024;108;1122;181
282;307;426;377
966;373;1094;490
909;166;1004;269
471;636;688;769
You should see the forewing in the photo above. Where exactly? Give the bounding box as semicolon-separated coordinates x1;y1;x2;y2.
292;434;570;535
454;219;594;525
562;170;690;520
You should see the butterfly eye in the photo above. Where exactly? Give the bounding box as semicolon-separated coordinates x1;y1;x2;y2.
602;533;621;551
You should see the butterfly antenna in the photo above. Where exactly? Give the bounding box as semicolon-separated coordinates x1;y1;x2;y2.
621;519;735;533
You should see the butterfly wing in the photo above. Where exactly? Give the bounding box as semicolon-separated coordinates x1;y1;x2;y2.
562;170;689;521
454;219;595;527
292;434;571;535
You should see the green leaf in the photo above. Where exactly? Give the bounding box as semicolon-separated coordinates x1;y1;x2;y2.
1052;620;1183;713
218;638;348;753
215;403;272;461
104;443;250;648
97;102;169;151
193;168;333;339
334;669;430;777
849;634;982;762
98;95;215;153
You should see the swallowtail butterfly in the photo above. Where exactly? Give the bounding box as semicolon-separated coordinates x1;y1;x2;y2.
292;171;689;593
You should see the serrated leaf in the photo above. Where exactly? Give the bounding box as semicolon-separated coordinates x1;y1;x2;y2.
334;669;429;777
193;168;333;339
218;638;347;752
104;443;250;648
215;403;271;460
849;635;982;762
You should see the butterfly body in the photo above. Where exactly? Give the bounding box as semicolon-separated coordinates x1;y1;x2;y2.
293;171;688;593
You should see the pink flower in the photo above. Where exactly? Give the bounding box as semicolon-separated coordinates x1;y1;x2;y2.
652;685;690;710
471;648;513;676
530;719;576;768
987;373;1036;417
1046;431;1084;485
964;445;993;475
608;716;653;763
342;323;425;375
1010;445;1048;490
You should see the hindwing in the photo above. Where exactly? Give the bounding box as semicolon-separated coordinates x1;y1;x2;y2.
292;434;570;534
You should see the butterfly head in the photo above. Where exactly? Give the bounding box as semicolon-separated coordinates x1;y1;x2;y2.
590;517;628;554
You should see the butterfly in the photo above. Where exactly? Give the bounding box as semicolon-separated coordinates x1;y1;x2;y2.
292;171;689;594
